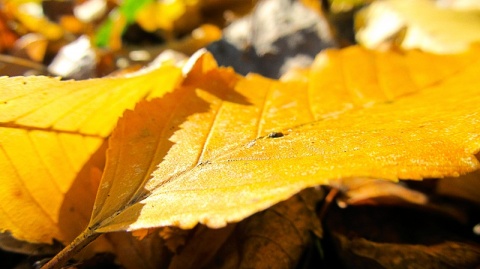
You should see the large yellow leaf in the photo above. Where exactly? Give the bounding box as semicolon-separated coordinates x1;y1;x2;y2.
87;46;480;236
0;64;181;246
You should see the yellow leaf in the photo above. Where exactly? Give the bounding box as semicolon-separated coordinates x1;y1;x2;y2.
7;2;64;40
0;65;181;137
136;0;201;38
87;46;480;237
0;64;182;245
356;0;480;53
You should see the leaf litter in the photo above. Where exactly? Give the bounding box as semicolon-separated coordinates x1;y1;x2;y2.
1;0;480;268
39;45;480;268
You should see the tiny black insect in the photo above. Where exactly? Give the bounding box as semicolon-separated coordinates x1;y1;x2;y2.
267;132;284;138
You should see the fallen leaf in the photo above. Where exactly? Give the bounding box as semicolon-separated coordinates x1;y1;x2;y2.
7;2;64;41
0;64;181;137
325;205;480;269
330;178;476;225
198;188;324;269
438;0;480;10
105;231;170;269
436;170;480;205
9;45;480;269
356;0;480;53
136;0;201;38
0;53;47;76
332;178;428;207
87;45;480;236
0;63;181;247
11;33;48;62
99;0;232;49
167;224;237;269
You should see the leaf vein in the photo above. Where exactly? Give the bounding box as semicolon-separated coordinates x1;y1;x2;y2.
195;101;224;165
0;124;103;138
0;145;58;227
255;82;273;138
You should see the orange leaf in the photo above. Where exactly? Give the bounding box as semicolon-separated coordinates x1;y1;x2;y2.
87;46;480;236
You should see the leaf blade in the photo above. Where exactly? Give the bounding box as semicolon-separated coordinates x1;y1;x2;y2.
90;46;480;234
0;64;182;245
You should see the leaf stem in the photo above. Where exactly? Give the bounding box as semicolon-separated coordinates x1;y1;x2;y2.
40;227;100;269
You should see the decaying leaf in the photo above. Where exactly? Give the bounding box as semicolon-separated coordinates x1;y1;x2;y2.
436;170;480;205
0;63;181;247
325;205;480;268
199;188;324;269
105;231;170;269
153;188;324;269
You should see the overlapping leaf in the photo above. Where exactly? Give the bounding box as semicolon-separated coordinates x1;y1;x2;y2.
0;64;181;245
88;46;480;236
356;0;480;53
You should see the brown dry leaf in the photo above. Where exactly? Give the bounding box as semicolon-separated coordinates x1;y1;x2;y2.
436;170;480;205
0;63;182;247
201;188;324;269
167;224;237;269
161;188;323;269
105;231;171;269
87;45;480;237
336;238;480;269
11;33;48;63
0;53;47;76
326;205;480;268
332;178;428;207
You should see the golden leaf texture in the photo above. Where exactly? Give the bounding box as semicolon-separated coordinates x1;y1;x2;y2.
88;46;480;236
2;45;480;269
0;64;181;245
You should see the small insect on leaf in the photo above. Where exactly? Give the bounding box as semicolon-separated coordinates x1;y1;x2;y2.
268;132;284;138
